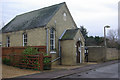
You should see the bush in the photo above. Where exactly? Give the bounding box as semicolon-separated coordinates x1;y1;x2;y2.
3;58;11;65
44;53;50;56
44;57;51;64
43;54;51;70
22;47;39;55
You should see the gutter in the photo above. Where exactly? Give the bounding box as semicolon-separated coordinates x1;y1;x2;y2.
51;30;66;64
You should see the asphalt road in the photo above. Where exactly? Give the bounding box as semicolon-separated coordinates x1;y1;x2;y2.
61;62;119;78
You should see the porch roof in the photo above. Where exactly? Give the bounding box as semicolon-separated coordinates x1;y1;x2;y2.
60;28;79;40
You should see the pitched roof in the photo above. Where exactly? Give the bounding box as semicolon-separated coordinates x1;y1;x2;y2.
2;2;65;33
60;28;79;40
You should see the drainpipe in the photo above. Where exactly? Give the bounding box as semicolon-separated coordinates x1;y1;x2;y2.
46;28;48;54
51;30;66;63
51;39;61;63
59;40;61;65
51;40;61;64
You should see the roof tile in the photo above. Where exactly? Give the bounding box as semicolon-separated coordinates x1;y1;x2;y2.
2;2;65;33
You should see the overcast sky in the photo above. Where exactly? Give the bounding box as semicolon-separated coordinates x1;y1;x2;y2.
1;0;119;36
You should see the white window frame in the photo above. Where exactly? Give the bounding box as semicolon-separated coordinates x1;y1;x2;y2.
50;28;55;51
23;33;27;46
6;36;10;47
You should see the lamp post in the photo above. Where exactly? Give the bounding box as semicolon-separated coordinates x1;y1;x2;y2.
104;25;110;61
104;25;110;47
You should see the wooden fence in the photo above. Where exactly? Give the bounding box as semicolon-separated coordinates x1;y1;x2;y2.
2;53;51;71
2;46;46;56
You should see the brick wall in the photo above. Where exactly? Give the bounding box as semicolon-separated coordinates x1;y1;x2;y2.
2;46;46;58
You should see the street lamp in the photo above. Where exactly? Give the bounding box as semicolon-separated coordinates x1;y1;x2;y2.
104;25;110;47
104;25;110;62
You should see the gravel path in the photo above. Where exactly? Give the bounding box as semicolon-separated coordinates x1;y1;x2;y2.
2;64;40;78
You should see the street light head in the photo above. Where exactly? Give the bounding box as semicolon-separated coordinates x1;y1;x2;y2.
105;25;110;28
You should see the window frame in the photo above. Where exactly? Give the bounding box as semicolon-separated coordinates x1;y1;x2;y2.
50;28;55;51
6;36;10;47
23;33;27;46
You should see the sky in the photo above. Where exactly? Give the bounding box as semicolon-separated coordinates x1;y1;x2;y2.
1;0;119;36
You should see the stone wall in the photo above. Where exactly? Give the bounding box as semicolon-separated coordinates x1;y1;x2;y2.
2;28;46;47
106;48;118;60
61;40;75;65
88;46;105;62
88;46;118;62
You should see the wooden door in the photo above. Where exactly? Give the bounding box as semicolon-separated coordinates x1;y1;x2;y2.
76;41;81;63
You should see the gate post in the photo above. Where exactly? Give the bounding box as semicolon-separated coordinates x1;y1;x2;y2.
39;53;43;71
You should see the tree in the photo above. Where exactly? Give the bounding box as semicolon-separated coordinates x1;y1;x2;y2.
80;26;88;39
86;36;104;46
107;29;118;48
79;26;104;46
107;29;118;42
86;36;96;46
80;26;88;46
94;36;104;46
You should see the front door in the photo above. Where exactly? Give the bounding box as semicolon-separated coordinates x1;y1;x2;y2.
76;41;81;63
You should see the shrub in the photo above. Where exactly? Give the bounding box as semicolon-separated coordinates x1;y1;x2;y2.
43;53;51;64
22;47;39;55
44;57;50;64
3;58;11;65
44;53;49;56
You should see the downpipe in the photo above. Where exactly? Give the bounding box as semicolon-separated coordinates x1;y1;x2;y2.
46;28;48;54
51;40;61;64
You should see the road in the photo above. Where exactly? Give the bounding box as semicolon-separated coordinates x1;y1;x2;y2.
58;62;119;79
2;60;119;80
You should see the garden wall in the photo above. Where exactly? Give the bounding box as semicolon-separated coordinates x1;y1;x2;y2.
88;46;119;62
2;46;46;59
88;46;105;62
106;48;118;60
2;46;46;55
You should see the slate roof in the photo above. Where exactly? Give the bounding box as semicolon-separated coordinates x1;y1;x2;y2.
2;2;65;33
61;28;79;40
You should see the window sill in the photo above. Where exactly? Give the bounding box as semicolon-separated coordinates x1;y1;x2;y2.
50;51;56;54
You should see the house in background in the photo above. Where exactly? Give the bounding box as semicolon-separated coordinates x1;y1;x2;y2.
2;2;85;65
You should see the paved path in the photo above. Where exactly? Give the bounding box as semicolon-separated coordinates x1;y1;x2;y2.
2;60;119;80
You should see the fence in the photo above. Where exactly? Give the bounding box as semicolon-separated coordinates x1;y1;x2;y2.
2;46;46;56
2;53;51;70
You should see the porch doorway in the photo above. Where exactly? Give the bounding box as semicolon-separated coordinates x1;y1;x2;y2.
76;41;82;63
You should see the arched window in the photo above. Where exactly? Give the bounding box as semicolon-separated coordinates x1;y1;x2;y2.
50;28;55;50
6;36;10;47
63;12;67;21
23;33;27;46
